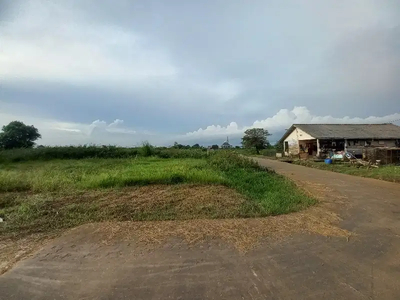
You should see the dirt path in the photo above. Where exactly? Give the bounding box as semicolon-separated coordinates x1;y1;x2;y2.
1;159;400;299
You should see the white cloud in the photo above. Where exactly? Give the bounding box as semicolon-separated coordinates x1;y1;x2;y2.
2;105;400;146
108;119;124;128
53;128;81;133
185;122;242;137
0;108;138;146
186;106;400;138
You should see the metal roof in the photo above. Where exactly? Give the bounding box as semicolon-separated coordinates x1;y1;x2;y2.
279;123;400;142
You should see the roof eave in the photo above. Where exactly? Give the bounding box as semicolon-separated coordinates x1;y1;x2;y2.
278;125;296;144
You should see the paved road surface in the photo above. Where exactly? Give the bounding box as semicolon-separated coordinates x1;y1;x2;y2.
1;159;400;299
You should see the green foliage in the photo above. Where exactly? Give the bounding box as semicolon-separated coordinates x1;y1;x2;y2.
0;145;139;163
0;145;212;163
208;152;314;216
157;149;208;159
208;151;262;172
211;144;219;150
0;121;41;149
293;160;400;183
241;128;271;154
260;149;277;157
0;158;221;193
192;143;201;149
139;142;155;157
275;141;284;153
172;142;191;149
0;154;315;236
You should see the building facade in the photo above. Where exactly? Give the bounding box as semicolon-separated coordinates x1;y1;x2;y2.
279;124;400;158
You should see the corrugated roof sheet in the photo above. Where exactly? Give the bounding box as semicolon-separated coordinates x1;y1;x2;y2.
293;124;400;139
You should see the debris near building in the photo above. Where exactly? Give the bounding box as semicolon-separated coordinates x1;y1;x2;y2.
363;147;400;165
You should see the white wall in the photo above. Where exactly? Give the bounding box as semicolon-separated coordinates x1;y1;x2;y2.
284;127;315;156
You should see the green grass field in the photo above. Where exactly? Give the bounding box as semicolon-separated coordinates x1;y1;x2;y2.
0;153;315;238
292;160;400;183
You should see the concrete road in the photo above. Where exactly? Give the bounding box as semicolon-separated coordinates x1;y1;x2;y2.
1;159;400;300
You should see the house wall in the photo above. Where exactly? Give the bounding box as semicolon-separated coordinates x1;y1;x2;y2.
283;126;399;157
346;139;397;147
371;140;397;147
284;128;315;156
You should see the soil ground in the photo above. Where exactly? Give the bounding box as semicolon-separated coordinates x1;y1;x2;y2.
1;159;400;299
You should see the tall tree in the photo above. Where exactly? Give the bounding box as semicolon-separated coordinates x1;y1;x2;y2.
0;121;41;149
192;143;200;149
241;128;271;154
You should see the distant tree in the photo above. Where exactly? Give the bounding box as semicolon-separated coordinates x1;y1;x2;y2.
192;143;201;149
235;146;241;149
211;144;219;150
275;141;283;153
173;142;184;149
241;128;271;154
0;121;41;149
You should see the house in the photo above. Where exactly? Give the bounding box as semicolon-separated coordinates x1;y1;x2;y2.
221;137;233;149
279;124;400;158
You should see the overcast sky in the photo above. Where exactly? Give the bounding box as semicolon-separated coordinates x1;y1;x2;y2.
1;0;399;146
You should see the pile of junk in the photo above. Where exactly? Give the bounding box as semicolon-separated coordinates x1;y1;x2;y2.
323;151;377;167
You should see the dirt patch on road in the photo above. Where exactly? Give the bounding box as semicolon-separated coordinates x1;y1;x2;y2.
76;206;349;254
0;233;55;275
0;183;350;274
1;184;246;274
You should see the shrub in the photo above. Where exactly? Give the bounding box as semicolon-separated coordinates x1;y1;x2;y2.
208;151;264;172
139;142;155;157
157;149;207;159
261;149;277;157
0;145;208;163
0;145;139;163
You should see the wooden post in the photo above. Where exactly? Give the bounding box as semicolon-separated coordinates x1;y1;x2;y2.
317;139;320;157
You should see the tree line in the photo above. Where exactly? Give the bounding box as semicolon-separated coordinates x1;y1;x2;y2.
0;121;272;154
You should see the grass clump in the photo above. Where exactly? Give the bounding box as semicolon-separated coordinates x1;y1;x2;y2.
209;152;315;216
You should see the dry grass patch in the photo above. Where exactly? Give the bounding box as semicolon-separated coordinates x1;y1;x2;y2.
0;185;246;239
50;204;350;255
93;184;246;220
0;181;350;274
0;184;247;274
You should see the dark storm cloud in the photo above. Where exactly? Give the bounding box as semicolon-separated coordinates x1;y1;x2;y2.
1;0;399;145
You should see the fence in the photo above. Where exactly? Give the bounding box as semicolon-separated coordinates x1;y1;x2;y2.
362;148;400;165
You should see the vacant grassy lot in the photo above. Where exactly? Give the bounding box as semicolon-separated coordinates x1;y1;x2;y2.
0;153;315;240
0;158;221;193
292;160;400;183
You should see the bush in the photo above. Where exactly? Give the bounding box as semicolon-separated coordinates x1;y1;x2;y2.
0;145;211;163
260;149;277;157
157;149;208;159
0;145;139;163
139;142;155;157
208;151;264;172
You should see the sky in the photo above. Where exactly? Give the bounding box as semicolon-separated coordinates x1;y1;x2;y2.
1;0;399;146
